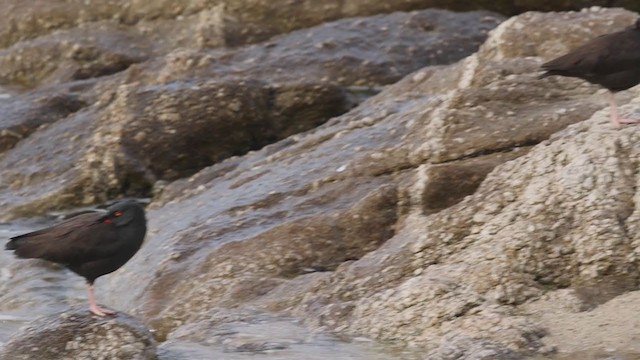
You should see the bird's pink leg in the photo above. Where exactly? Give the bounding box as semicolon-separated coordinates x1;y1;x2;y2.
88;284;115;317
608;92;640;127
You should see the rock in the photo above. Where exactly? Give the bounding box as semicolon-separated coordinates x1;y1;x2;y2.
425;334;524;360
0;87;86;154
6;4;640;360
116;80;348;181
91;7;640;358
421;148;529;214
0;77;350;220
2;1;640;55
0;22;153;89
0;8;502;220
130;180;399;328
522;290;640;358
0;6;503;90
147;9;504;87
155;309;409;359
0;306;157;360
485;9;637;60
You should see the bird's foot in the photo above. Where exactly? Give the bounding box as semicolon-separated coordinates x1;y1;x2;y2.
611;117;640;128
618;118;640;125
89;304;116;317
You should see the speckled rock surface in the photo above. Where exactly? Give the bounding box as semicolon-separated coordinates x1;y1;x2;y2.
5;5;640;360
1;1;639;56
0;5;503;90
110;79;349;181
93;7;640;359
51;10;620;358
0;22;153;89
155;309;416;359
0;85;86;154
0;306;157;360
0;8;502;220
143;10;504;87
425;334;524;360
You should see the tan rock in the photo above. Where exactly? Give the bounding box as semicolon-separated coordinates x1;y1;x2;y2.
103;7;640;357
0;9;500;219
0;306;157;360
6;4;640;360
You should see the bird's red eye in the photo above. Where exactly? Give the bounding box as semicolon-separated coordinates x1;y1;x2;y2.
113;211;123;217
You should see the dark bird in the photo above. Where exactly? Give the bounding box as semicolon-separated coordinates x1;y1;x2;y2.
5;200;146;316
539;18;640;127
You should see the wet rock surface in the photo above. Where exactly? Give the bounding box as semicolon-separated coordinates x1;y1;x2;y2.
3;2;640;360
156;309;419;360
0;86;87;154
0;306;157;360
105;7;640;359
0;8;504;220
0;22;154;89
146;10;504;87
1;1;639;54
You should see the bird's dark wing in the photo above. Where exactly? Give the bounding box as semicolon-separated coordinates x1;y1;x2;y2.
541;31;640;77
6;212;122;264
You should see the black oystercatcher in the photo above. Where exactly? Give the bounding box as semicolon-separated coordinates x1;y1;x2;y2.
539;18;640;128
5;200;146;317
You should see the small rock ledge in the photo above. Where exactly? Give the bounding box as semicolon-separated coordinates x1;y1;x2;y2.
0;306;157;360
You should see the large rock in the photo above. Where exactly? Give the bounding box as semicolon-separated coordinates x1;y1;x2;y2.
0;78;349;218
5;5;640;360
93;7;640;359
147;9;504;87
0;9;504;90
288;104;640;356
0;86;86;154
0;9;502;220
113;79;349;181
1;0;639;53
0;22;153;89
0;306;157;360
156;309;409;359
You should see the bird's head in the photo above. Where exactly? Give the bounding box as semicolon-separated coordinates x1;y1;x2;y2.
102;200;146;227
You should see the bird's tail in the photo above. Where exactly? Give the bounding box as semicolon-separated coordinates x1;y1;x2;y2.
5;239;18;250
538;72;551;80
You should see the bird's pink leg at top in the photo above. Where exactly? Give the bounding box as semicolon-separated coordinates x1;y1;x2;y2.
88;284;115;317
608;91;640;127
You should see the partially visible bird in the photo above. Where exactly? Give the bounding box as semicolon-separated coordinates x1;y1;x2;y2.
539;18;640;128
5;200;147;317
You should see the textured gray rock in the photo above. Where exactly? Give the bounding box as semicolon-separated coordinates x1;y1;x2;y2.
155;309;416;359
145;10;504;87
5;4;640;360
0;77;351;219
281;8;640;356
421;149;529;214
95;7;640;359
425;335;524;360
113;79;349;181
0;6;503;90
0;22;153;89
0;86;86;154
2;0;639;54
0;306;157;360
0;8;502;220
